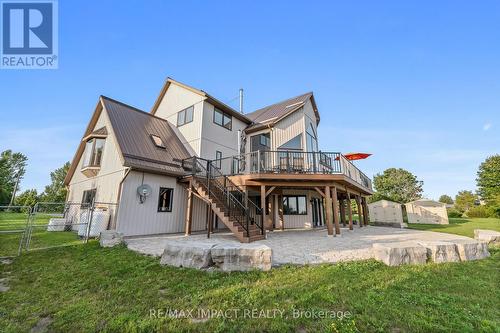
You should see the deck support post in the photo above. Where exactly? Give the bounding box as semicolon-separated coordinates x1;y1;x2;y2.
260;185;269;234
347;192;353;230
278;193;284;230
356;195;363;228
332;186;341;235
339;198;346;227
185;179;193;236
362;197;369;226
207;203;213;238
324;185;334;235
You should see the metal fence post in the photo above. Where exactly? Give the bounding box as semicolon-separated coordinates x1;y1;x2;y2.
85;201;95;243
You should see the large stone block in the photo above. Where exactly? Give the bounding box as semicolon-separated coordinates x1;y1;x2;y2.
99;230;123;248
160;242;214;269
453;239;490;261
373;241;428;266
474;229;500;246
211;243;272;271
417;241;460;263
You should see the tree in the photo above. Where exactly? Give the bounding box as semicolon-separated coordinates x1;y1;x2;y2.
476;155;500;203
41;162;70;203
14;189;39;208
0;150;28;205
372;168;423;203
438;195;454;205
454;190;477;213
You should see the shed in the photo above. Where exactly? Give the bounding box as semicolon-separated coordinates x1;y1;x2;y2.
368;200;404;227
405;199;449;225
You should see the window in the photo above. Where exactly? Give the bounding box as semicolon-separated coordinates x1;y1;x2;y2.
283;195;307;215
251;133;270;152
306;123;318;152
158;187;174;212
278;134;302;150
82;138;105;168
177;106;194;127
213;107;232;130
150;135;165;148
81;189;96;207
215;151;222;169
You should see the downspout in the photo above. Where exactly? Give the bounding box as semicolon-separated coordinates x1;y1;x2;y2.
112;167;131;230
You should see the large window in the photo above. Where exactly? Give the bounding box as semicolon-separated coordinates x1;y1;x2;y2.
278;134;302;151
158;187;174;212
81;189;96;207
283;195;307;215
82;138;105;168
306;123;318;152
213;107;232;130
177;106;194;127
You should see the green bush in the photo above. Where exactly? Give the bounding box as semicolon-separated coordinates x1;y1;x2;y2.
466;205;494;218
447;208;463;218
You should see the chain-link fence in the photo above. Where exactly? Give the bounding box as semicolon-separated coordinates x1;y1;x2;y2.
0;201;118;257
0;206;32;257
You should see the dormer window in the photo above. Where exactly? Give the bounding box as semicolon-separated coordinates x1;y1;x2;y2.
150;134;166;148
83;138;105;168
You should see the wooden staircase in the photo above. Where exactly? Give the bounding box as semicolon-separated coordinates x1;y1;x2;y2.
193;179;265;243
182;156;265;243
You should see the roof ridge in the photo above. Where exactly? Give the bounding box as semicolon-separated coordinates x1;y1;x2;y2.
250;91;313;115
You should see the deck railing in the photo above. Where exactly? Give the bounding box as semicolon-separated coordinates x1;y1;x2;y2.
213;151;373;191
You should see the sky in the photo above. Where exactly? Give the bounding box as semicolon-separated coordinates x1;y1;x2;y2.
0;0;499;200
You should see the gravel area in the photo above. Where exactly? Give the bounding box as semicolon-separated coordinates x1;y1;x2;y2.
124;226;475;265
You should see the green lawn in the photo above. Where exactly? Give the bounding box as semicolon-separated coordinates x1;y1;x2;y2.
0;212;82;257
407;217;500;237
1;214;499;332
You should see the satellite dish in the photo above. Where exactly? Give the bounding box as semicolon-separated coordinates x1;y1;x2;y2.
137;184;152;204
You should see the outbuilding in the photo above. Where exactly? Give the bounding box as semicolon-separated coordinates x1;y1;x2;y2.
405;199;449;225
368;200;404;227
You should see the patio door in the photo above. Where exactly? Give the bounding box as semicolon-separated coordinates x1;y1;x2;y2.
312;198;324;227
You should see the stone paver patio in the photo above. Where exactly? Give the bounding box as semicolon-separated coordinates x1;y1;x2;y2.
124;226;476;265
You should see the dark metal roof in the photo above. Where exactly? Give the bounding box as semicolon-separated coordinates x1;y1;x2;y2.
245;92;313;125
102;96;190;175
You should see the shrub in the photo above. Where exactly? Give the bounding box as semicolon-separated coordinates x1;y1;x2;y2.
465;205;494;218
447;208;463;218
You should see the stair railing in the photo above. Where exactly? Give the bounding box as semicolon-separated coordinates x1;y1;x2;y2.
182;157;264;237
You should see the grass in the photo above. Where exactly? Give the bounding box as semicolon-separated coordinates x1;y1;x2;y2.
0;212;80;257
1;213;499;332
407;217;500;237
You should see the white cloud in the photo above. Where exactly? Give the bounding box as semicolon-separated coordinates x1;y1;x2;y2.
483;123;492;131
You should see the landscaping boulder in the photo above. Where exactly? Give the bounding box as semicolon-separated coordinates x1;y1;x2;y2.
417;241;460;263
160;241;214;269
211;243;272;271
372;241;427;266
99;230;123;248
453;239;490;261
474;229;500;246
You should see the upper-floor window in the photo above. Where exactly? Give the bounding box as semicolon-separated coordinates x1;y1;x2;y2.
251;133;270;152
213;107;232;130
278;134;302;151
306;123;318;152
177;106;194;127
82;138;105;168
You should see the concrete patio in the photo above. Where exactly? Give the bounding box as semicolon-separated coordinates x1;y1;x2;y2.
124;226;484;265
